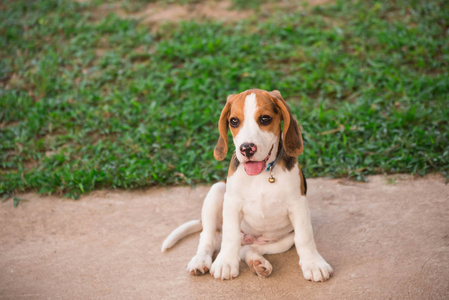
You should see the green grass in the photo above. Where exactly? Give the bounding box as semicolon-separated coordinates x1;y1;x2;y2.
1;0;448;199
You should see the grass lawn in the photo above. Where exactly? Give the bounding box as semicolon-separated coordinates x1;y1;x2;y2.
1;0;448;199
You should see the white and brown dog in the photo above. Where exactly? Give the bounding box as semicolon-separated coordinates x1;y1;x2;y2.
162;89;333;281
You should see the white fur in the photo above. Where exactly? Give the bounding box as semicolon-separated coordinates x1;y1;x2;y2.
161;219;202;252
162;92;333;281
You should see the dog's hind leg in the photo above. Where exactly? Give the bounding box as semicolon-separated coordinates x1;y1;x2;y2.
240;232;295;277
187;182;225;275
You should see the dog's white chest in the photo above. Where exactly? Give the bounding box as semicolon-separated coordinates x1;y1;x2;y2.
241;190;293;236
228;166;300;235
242;189;286;220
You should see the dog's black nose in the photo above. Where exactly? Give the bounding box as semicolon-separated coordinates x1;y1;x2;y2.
240;143;257;158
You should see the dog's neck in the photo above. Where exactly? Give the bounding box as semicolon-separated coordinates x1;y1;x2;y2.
266;138;284;172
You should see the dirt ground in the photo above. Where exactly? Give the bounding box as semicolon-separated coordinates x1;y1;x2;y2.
87;0;335;30
1;174;448;299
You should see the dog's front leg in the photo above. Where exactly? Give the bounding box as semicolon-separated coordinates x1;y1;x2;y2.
288;195;333;282
210;193;242;280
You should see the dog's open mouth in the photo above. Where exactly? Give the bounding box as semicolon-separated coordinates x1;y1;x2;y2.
243;145;273;176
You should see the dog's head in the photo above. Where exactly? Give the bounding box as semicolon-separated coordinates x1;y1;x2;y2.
214;89;303;176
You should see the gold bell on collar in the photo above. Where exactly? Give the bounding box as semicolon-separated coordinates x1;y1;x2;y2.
267;164;276;183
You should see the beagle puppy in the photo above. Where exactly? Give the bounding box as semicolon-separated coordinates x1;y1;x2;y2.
162;89;333;281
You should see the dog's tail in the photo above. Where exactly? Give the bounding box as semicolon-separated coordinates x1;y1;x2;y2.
161;219;202;252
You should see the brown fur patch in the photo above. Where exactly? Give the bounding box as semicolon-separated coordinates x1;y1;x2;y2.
254;93;282;137
214;97;234;161
228;96;246;139
284;117;303;155
267;90;304;157
278;153;297;171
298;164;307;196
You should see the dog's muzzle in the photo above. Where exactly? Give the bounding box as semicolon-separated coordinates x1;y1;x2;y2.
243;145;273;176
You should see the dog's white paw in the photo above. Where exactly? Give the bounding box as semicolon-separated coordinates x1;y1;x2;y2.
249;258;272;278
300;255;333;282
210;253;240;280
187;254;212;276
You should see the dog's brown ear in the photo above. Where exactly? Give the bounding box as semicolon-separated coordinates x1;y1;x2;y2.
214;95;235;161
268;90;304;157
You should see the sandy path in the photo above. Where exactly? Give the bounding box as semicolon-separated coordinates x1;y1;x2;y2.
1;175;448;299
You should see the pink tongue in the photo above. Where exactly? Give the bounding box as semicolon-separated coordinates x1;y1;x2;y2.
244;161;266;176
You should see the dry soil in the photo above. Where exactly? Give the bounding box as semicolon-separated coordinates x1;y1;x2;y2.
1;175;448;299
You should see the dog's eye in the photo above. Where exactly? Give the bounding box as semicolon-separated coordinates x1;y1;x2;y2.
230;117;240;128
259;115;272;125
